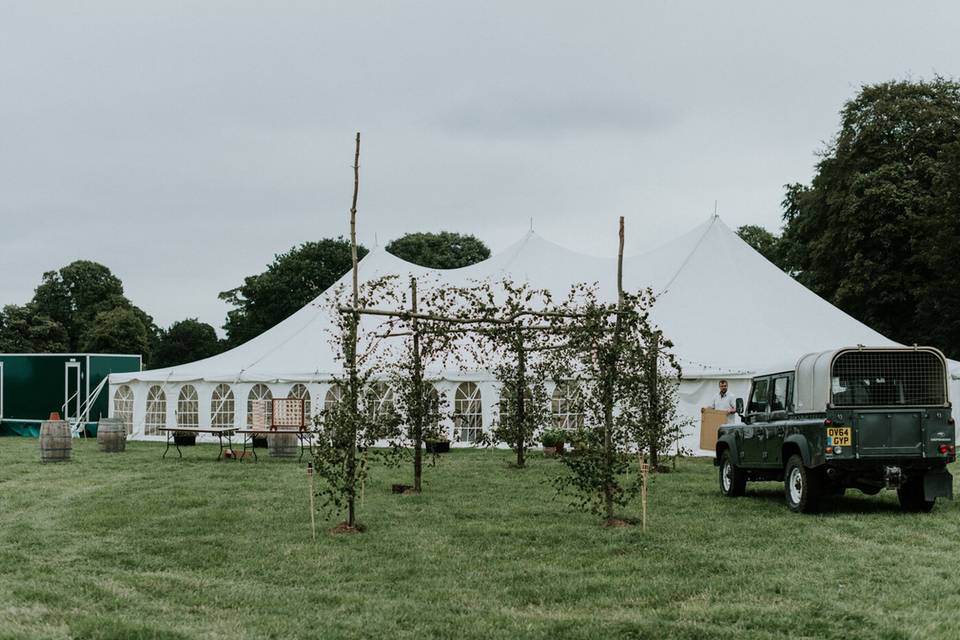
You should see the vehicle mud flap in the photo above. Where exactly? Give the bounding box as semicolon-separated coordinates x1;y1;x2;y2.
923;468;953;501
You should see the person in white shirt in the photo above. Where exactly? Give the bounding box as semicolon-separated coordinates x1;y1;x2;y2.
709;379;738;424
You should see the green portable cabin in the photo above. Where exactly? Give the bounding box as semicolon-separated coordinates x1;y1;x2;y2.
0;353;141;437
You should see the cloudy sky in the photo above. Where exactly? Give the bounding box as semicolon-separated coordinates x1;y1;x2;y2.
2;1;958;333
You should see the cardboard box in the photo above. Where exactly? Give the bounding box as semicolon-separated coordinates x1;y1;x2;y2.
700;408;729;451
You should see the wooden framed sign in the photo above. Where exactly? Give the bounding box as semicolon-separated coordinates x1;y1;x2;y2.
700;408;729;451
272;398;306;431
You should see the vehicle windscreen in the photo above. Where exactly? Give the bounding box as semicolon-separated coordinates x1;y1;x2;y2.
831;351;946;407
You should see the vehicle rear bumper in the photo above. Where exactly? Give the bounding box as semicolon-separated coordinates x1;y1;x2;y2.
822;460;953;500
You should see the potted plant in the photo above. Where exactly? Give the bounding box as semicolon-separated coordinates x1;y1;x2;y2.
173;431;197;446
425;434;451;454
541;428;566;457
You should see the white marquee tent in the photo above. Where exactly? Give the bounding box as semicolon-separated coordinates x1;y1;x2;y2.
109;216;960;453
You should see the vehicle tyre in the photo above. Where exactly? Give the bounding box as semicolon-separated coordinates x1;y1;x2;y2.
719;450;746;497
784;455;821;513
897;478;935;513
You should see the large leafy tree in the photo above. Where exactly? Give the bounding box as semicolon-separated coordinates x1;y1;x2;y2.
0;304;69;352
32;261;124;349
80;307;150;356
781;78;960;357
736;224;787;270
386;231;490;269
153;319;223;368
220;238;367;346
30;260;160;359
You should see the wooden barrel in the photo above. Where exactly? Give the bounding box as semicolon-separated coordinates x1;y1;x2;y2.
40;420;72;463
268;431;299;458
97;418;127;453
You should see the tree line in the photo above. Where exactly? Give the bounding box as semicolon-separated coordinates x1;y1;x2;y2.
736;77;960;359
0;231;490;367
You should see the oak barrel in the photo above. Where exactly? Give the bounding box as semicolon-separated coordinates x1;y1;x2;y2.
97;417;127;453
268;431;299;458
40;420;72;463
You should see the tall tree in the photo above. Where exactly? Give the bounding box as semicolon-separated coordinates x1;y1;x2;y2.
781;78;960;357
153;319;223;368
467;280;556;468
80;307;149;356
0;304;69;352
219;238;367;346
32;260;124;350
386;231;490;269
736;224;786;270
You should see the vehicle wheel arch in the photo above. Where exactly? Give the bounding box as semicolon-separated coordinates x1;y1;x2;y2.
781;435;811;468
716;434;739;466
715;441;729;463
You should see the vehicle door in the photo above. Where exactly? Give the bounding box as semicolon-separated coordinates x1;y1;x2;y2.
741;377;771;465
764;374;793;466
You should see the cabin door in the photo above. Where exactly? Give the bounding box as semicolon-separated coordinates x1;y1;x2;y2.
64;362;81;423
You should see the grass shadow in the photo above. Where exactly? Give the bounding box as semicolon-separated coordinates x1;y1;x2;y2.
742;483;907;515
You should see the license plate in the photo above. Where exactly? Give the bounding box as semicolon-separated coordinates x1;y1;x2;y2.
827;427;851;447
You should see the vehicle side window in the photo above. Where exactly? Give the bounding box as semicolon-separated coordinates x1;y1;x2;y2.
771;376;790;412
748;378;770;414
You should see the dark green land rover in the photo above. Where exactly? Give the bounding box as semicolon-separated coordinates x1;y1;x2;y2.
715;347;956;513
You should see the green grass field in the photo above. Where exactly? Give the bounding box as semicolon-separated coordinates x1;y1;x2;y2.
2;439;959;639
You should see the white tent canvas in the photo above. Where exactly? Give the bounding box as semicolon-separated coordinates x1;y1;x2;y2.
109;216;957;452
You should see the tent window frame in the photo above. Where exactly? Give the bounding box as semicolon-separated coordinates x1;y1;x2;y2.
211;384;235;429
114;385;134;435
454;382;483;443
145;385;166;436
177;385;199;429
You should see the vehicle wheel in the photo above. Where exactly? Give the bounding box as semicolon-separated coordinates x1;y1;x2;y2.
719;450;746;497
897;478;935;513
784;455;821;513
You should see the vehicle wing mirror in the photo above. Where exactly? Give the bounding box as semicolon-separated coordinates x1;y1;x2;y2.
735;398;744;415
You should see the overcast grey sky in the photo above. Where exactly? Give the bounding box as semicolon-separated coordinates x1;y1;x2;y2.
2;1;958;333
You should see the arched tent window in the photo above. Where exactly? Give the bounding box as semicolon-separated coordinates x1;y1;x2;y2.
211;384;235;429
427;385;441;431
113;385;134;435
324;385;342;410
364;382;397;438
144;386;166;436
290;383;311;421
499;385;535;424
323;385;342;425
454;382;483;443
177;385;199;428
551;382;584;430
247;384;273;429
364;382;395;420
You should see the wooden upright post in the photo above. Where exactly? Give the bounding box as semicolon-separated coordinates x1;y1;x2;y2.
307;462;317;541
346;131;361;528
617;216;625;306
411;277;425;492
350;132;361;307
640;453;649;533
